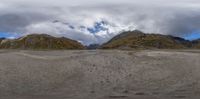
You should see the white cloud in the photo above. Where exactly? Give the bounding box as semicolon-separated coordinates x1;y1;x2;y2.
0;0;200;45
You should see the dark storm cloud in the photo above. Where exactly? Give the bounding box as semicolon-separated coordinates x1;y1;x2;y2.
0;13;51;33
0;0;200;44
162;12;200;36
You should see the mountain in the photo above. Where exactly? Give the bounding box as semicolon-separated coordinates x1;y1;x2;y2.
101;30;191;49
86;44;100;49
192;39;200;48
0;34;85;49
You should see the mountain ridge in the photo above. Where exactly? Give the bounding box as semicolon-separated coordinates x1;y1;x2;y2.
0;31;200;50
100;30;194;49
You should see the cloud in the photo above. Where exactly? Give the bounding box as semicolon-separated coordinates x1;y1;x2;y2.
0;0;200;45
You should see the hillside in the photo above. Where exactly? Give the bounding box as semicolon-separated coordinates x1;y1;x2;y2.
0;34;85;50
192;39;200;48
101;30;191;49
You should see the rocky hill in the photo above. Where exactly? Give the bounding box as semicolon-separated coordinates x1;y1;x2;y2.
101;30;191;49
0;34;85;50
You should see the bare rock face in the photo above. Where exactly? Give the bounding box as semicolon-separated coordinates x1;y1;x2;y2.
101;30;191;49
0;34;85;50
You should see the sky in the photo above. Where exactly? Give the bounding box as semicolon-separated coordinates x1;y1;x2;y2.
184;32;200;40
0;0;200;44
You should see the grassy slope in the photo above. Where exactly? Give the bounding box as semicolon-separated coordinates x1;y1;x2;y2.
101;31;191;49
0;34;85;50
192;39;200;48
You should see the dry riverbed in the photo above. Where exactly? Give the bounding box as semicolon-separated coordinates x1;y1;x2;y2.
0;50;200;99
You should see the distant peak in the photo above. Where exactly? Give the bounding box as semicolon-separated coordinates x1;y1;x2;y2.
132;30;143;33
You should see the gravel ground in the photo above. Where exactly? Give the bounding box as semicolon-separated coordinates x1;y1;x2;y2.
0;50;200;99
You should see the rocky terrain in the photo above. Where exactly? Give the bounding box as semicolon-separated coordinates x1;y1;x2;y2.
0;34;85;50
0;50;200;99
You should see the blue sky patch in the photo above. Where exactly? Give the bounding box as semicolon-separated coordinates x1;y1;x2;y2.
87;21;108;34
184;32;200;40
0;32;20;39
